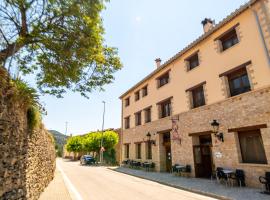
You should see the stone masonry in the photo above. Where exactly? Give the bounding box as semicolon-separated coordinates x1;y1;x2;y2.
122;86;270;188
0;69;56;200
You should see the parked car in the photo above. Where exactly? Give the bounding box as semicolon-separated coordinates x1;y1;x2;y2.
80;155;95;165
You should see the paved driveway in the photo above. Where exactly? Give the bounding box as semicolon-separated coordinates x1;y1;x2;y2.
57;159;216;200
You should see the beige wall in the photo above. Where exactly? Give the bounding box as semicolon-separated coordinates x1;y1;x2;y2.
121;1;270;129
120;0;270;188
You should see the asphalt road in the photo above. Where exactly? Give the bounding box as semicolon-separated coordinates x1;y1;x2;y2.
57;159;217;200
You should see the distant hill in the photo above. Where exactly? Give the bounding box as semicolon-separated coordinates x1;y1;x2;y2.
49;130;68;156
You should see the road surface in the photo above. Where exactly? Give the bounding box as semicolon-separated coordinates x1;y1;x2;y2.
57;159;216;200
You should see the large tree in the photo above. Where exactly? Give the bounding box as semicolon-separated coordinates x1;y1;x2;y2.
0;0;121;97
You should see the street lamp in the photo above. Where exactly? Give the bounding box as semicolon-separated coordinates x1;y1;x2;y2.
210;120;224;142
100;101;106;164
146;132;156;145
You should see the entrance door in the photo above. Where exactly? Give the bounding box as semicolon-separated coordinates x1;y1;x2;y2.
165;146;172;172
193;135;213;178
163;132;172;172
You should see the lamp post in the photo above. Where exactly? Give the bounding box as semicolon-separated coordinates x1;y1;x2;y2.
146;132;156;145
100;101;106;164
210;120;224;142
65;121;68;136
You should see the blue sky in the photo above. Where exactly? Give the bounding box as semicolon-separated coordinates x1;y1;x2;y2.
41;0;248;135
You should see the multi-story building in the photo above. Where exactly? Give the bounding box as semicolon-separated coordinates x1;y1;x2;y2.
119;0;270;187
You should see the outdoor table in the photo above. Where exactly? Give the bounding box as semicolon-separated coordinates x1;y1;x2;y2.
143;162;151;171
222;169;235;186
175;165;186;174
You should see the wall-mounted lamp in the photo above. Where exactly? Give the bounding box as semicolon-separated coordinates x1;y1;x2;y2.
210;120;224;142
146;132;156;146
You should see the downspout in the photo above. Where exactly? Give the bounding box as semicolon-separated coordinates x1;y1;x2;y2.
120;99;123;165
250;3;270;68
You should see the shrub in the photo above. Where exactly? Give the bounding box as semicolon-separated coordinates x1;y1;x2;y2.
12;79;40;108
27;106;41;132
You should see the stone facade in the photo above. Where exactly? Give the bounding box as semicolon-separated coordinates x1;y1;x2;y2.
122;86;270;188
0;70;56;200
120;0;270;188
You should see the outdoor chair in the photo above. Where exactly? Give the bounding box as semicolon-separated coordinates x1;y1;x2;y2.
150;162;155;171
122;160;129;167
230;169;245;187
259;172;270;194
216;167;229;186
172;164;180;174
134;161;141;169
181;165;192;177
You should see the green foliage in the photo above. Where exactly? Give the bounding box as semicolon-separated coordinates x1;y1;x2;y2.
83;130;119;153
66;136;83;153
103;148;117;165
66;130;119;163
0;0;122;98
55;143;63;157
11;79;43;132
12;79;40;108
27;106;41;132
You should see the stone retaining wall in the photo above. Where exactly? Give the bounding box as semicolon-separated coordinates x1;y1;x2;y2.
0;70;56;200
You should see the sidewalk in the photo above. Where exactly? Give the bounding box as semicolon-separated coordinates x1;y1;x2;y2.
112;167;269;200
39;168;72;200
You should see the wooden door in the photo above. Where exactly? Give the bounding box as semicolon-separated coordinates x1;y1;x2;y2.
193;145;213;178
165;146;172;172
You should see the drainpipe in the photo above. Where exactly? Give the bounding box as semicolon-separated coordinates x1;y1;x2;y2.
249;3;270;68
120;99;123;164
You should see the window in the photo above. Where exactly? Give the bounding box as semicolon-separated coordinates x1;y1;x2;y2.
124;116;130;129
124;144;130;159
144;107;151;123
157;72;170;88
219;28;239;51
125;97;130;107
238;130;267;164
135;111;142;126
146;142;152;160
228;68;250;97
142;86;148;97
159;99;171;118
135;91;140;101
186;52;199;71
136;143;142;159
191;86;205;108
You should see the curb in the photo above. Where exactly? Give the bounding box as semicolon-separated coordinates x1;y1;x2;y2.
108;168;232;200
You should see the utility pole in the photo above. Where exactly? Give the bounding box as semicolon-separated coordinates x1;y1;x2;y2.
65;121;68;136
100;101;106;164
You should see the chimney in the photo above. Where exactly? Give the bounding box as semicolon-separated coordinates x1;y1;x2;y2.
155;58;162;68
201;18;215;33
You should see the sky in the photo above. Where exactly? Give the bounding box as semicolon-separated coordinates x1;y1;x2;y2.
39;0;248;135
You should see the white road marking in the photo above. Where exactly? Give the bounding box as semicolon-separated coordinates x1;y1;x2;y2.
57;162;84;200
